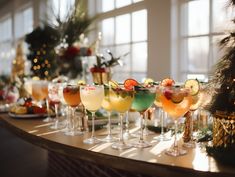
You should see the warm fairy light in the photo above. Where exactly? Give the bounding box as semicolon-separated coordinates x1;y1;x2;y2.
33;58;38;63
45;60;48;64
37;51;40;55
47;64;51;68
43;50;46;54
42;64;45;67
44;71;48;75
33;66;37;70
37;65;41;69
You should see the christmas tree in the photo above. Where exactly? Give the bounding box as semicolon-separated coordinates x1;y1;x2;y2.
208;0;235;115
25;25;60;80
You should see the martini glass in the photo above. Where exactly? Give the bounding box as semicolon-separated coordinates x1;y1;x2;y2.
80;85;104;144
131;86;156;148
109;86;134;150
160;86;192;156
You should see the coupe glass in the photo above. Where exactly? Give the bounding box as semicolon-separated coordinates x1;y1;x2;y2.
109;86;134;150
131;86;156;148
154;86;171;141
63;84;82;136
101;85;116;142
80;85;104;144
160;86;192;156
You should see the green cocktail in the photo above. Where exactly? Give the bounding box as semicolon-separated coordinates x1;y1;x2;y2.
132;89;156;112
131;86;156;148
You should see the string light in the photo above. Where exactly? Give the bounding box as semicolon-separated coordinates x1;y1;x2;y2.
33;58;38;63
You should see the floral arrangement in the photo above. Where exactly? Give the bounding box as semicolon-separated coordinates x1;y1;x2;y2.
90;50;128;84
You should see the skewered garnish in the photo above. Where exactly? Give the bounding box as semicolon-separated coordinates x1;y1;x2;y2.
124;78;139;90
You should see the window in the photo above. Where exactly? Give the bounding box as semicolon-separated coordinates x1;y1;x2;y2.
179;0;233;81
0;16;13;75
91;0;147;82
48;0;75;26
14;7;33;39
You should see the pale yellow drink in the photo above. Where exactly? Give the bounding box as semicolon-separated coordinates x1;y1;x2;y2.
102;88;113;112
109;88;134;113
80;86;104;112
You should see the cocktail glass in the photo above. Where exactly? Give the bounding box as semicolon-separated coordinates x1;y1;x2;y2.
31;80;48;106
109;86;134;150
48;82;63;129
160;86;192;156
101;86;116;142
154;86;171;141
131;86;156;148
63;84;82;136
80;85;104;144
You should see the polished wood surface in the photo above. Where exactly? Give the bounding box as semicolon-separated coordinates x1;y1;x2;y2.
0;113;234;177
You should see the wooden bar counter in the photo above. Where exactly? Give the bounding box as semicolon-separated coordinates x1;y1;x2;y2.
0;113;234;177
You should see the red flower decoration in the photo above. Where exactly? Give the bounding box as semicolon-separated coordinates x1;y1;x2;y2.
64;46;80;59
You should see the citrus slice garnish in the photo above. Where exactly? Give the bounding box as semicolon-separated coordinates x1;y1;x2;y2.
161;78;175;87
124;78;139;90
109;80;119;89
77;80;86;85
184;79;200;96
143;78;154;86
171;92;184;104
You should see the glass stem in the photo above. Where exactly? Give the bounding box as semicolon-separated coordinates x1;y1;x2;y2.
139;113;144;143
107;111;112;136
174;120;178;149
125;112;129;134
46;99;50;117
190;111;194;140
71;107;76;131
54;104;59;128
160;109;164;136
119;113;124;143
91;112;96;138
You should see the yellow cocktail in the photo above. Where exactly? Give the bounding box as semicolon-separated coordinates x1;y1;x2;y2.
109;86;134;150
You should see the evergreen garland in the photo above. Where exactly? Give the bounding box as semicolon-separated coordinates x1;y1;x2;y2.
207;0;235;114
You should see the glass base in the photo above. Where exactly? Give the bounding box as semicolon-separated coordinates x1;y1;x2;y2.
165;147;187;157
43;117;53;122
183;140;196;148
154;134;171;141
123;131;132;140
111;141;132;150
83;137;101;144
101;135;117;143
65;130;84;136
50;122;65;130
132;140;152;148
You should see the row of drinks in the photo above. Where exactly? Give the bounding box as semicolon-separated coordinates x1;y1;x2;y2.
25;77;205;157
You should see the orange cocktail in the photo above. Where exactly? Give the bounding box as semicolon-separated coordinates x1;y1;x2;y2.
160;85;192;157
63;85;81;107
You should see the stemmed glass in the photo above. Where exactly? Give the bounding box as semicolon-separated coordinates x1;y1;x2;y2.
101;85;116;142
63;84;82;136
31;80;48;107
80;85;104;144
48;82;62;129
183;79;202;148
154;86;171;141
131;86;156;148
160;85;192;156
109;86;134;150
